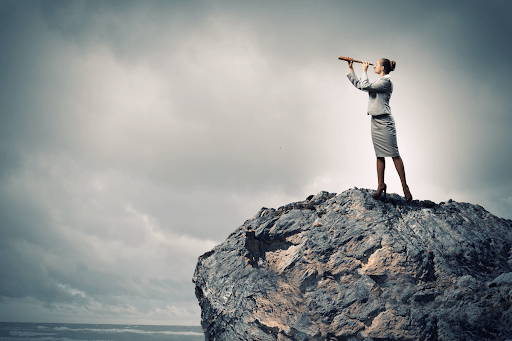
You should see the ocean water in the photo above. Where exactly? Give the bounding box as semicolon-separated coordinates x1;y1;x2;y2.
0;323;204;341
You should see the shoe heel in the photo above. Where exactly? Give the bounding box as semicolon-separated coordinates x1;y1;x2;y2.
404;185;412;202
373;183;387;200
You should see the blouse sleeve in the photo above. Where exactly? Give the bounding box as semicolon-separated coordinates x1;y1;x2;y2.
347;72;391;93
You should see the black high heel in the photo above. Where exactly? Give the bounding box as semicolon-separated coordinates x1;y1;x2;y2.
373;183;387;199
404;185;413;202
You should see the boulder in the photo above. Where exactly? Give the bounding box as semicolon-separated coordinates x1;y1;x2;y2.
193;188;512;340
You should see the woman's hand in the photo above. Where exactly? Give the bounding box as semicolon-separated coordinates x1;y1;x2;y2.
362;61;369;72
348;59;354;72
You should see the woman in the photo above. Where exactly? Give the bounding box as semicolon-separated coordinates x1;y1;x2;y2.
346;58;412;202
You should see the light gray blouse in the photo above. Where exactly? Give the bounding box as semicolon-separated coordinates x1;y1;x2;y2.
347;72;393;116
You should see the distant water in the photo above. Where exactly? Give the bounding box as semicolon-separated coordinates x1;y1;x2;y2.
0;323;204;341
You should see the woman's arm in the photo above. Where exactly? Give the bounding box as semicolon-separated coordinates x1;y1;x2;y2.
357;74;391;92
349;62;390;92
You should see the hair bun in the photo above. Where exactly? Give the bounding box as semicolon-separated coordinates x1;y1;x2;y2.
390;61;396;72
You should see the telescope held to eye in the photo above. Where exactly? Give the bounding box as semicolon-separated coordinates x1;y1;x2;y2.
338;56;374;66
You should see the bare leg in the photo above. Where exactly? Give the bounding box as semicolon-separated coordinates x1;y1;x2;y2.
377;157;385;187
373;157;386;199
392;156;412;201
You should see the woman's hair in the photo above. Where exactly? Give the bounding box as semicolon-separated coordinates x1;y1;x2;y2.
380;58;396;73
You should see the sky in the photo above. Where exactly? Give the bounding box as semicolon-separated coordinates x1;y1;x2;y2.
0;0;511;326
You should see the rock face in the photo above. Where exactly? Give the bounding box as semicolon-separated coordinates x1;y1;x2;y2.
193;188;512;340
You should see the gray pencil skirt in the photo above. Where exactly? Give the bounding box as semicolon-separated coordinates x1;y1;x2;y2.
371;114;400;157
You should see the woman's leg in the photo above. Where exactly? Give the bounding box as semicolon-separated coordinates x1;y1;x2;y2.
377;157;385;187
392;156;412;201
373;157;386;198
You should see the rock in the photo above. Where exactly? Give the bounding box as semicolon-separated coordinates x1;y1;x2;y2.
193;188;512;340
489;272;512;287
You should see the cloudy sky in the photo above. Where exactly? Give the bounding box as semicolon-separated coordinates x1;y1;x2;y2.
1;0;511;325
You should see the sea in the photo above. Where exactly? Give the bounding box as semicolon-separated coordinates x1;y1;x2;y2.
0;323;204;341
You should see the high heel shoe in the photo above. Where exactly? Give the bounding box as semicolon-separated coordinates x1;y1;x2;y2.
404;185;413;202
373;183;387;199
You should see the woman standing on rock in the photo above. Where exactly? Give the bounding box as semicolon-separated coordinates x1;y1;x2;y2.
346;58;412;202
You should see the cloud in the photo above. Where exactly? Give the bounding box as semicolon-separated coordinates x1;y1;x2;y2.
0;0;511;325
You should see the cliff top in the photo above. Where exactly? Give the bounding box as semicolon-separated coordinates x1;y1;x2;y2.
194;188;512;340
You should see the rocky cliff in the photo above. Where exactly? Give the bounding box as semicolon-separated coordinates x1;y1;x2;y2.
193;188;512;340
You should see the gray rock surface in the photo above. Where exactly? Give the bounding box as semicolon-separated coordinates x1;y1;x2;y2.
193;188;512;340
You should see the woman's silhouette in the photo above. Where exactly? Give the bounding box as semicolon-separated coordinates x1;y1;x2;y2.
346;58;412;202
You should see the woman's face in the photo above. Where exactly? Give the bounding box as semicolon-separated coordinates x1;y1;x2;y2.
374;60;384;74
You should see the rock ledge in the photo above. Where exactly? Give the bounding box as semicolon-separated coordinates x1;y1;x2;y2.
193;188;512;340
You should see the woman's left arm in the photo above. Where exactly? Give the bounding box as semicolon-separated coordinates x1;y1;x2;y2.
358;61;391;92
347;72;390;93
347;62;390;93
357;74;391;93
